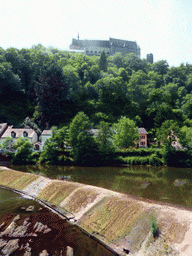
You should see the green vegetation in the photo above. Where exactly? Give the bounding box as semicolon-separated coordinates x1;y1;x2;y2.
39;126;71;165
112;116;139;148
1;137;39;165
150;217;159;238
1;45;192;166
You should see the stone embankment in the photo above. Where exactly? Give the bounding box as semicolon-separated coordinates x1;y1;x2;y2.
0;202;116;256
0;167;192;255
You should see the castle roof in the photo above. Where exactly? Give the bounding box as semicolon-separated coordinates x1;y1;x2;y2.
109;38;138;49
72;39;110;48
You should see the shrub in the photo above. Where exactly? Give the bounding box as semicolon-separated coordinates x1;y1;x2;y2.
115;153;162;166
150;217;159;238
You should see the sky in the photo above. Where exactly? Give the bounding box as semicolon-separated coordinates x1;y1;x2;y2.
0;0;192;67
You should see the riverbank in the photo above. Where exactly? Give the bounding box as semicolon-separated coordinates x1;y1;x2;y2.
1;167;192;255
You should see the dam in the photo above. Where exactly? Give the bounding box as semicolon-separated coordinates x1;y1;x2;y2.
0;166;192;255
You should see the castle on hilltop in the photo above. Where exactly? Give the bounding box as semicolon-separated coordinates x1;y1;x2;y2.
69;35;141;58
69;35;153;63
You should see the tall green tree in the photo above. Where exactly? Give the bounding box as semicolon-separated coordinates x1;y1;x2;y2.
39;126;69;164
112;116;139;148
99;50;107;72
69;112;99;165
34;64;69;128
96;121;114;153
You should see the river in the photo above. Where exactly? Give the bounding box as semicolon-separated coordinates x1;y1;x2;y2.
0;187;118;255
10;164;192;209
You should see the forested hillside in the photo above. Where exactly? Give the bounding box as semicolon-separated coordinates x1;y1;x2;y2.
1;44;192;140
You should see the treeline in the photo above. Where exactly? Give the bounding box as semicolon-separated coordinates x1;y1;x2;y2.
1;44;192;145
3;111;192;167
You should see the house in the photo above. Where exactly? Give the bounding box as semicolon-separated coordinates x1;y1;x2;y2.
91;127;148;148
0;123;8;138
167;130;183;150
41;130;52;149
138;128;148;148
0;125;38;145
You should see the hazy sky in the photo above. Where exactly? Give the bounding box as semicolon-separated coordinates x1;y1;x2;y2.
0;0;192;67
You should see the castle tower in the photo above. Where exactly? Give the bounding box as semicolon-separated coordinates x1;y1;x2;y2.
147;53;153;64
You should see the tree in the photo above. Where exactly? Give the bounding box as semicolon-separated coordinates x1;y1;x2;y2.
34;64;69;128
95;76;129;119
185;73;192;93
181;93;192;119
1;137;15;152
39;126;69;164
12;137;38;164
99;50;107;72
96;121;114;153
0;62;21;95
112;116;139;148
180;126;192;148
124;53;150;73
155;120;180;147
69;112;99;165
152;60;169;76
164;66;186;87
108;52;125;68
147;71;163;88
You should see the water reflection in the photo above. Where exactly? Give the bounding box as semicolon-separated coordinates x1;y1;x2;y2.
10;164;192;209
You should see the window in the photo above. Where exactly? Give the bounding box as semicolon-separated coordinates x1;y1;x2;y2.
34;144;40;150
23;131;28;137
11;131;16;138
140;135;145;139
141;142;145;146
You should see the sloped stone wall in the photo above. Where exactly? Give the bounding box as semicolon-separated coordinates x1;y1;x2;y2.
0;167;192;255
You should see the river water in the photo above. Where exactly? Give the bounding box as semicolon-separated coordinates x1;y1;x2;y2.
0;187;118;255
10;164;192;209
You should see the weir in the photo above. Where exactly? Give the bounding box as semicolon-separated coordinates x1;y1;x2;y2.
0;186;118;256
1;167;192;255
